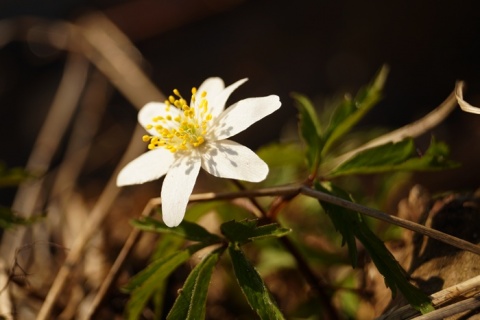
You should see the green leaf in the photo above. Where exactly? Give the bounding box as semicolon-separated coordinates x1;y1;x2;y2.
0;163;33;188
149;234;185;319
229;244;285;319
131;217;222;243
414;137;459;170
256;142;305;168
355;218;434;314
255;143;306;186
314;183;359;266
221;219;291;245
167;249;222;320
328;138;459;178
314;182;433;314
124;244;207;319
322;65;388;156
292;92;323;172
0;206;40;229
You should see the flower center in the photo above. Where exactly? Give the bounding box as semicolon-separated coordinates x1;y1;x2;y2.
143;87;213;153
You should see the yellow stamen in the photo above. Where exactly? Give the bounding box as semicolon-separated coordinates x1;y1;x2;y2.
143;86;214;153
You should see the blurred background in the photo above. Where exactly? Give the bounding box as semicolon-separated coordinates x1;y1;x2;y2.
1;0;480;195
1;1;480;318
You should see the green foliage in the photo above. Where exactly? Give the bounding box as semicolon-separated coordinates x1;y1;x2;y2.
328;138;459;177
256;143;305;169
321;65;388;156
123;67;462;318
221;219;291;245
255;240;297;275
149;234;185;318
167;249;222;320
0;206;39;229
126;211;291;318
131;217;222;244
123;244;207;319
228;244;285;320
0;163;32;187
294;66;389;175
256;142;306;185
290;66;448;315
292;92;323;172
0;163;38;230
314;182;434;314
314;182;361;267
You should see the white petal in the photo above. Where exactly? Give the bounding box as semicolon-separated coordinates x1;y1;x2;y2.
208;78;248;118
138;101;182;136
196;77;225;101
138;102;164;128
161;154;201;227
209;95;281;140
200;140;268;182
117;148;175;186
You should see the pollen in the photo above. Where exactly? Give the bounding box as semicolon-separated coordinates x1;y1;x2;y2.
143;87;213;153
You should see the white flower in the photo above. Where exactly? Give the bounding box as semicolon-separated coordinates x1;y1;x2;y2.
117;77;281;227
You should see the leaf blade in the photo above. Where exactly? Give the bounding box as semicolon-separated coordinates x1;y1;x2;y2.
221;219;291;245
322;65;388;156
167;249;222;320
132;217;222;243
292;92;323;172
124;244;207;319
328;138;459;177
314;182;433;314
229;244;285;320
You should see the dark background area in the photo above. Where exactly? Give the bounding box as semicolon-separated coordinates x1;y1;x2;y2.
1;0;480;193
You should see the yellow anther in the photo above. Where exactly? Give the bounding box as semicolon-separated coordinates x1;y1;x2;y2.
142;86;216;153
173;101;179;108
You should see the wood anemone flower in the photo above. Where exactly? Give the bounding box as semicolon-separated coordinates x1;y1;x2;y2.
117;77;281;227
